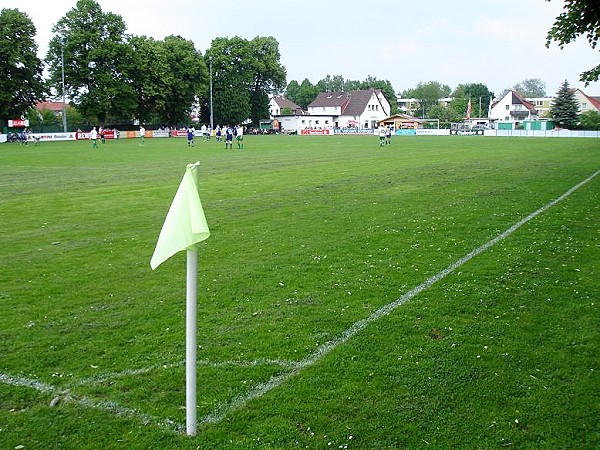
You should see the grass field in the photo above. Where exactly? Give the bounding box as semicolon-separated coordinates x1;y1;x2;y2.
0;134;598;449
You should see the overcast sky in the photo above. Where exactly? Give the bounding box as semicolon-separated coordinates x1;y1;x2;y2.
13;0;599;97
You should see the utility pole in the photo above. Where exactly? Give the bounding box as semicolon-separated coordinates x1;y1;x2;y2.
61;39;67;132
209;56;213;131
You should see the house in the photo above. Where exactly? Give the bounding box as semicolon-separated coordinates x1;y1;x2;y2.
490;90;538;126
306;89;391;129
397;97;420;116
35;101;67;117
524;90;599;121
570;89;600;113
268;97;304;117
268;97;306;133
526;97;553;118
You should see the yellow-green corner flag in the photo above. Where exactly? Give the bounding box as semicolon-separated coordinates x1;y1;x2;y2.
150;162;210;270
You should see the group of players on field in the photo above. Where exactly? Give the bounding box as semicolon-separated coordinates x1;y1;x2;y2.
187;124;244;149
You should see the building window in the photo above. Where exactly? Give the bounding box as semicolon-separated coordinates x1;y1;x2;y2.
581;103;587;110
505;105;509;110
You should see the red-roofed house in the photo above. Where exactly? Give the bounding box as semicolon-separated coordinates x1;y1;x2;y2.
35;101;66;117
490;90;538;125
571;89;600;113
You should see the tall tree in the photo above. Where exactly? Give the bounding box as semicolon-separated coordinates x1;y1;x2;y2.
207;36;284;126
295;78;319;109
546;0;600;84
0;8;46;126
512;78;547;97
129;36;173;124
47;0;136;125
452;83;494;117
26;106;58;130
428;104;464;123
161;35;206;126
402;81;451;118
247;36;286;124
316;75;345;93
207;37;252;126
550;80;580;128
284;80;301;103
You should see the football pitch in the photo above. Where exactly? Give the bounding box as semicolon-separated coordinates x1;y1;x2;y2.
1;135;598;448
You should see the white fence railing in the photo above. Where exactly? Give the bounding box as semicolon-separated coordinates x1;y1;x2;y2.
487;129;600;138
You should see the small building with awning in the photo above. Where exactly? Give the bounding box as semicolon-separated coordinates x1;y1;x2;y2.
378;113;424;130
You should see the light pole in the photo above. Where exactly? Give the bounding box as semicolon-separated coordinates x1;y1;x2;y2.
60;39;67;132
209;56;213;131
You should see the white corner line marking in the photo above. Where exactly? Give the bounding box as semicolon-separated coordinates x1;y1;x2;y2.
200;169;599;426
0;372;182;433
1;170;597;432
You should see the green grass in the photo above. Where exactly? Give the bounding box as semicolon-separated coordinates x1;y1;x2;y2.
0;135;598;449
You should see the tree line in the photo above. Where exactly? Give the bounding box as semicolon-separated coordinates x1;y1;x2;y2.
1;0;287;129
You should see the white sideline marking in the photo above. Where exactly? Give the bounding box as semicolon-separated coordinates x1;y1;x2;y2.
200;169;599;426
75;358;297;386
0;372;182;434
1;170;597;432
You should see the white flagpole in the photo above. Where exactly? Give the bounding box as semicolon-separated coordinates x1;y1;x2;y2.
186;248;198;436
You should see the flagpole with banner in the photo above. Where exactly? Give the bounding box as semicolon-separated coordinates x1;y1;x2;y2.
151;162;210;436
466;97;472;120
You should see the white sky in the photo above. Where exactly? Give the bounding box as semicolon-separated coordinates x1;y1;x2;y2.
11;0;600;97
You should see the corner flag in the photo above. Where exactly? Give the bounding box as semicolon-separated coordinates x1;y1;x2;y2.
150;162;210;270
150;162;210;436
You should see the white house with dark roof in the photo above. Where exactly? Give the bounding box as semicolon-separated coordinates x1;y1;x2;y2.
490;90;538;125
269;89;391;132
269;96;304;116
306;89;391;129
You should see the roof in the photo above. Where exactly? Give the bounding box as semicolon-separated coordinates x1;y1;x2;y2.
491;91;536;113
273;96;301;110
272;96;304;114
379;113;422;123
308;89;387;116
510;91;536;112
36;101;66;112
572;89;600;111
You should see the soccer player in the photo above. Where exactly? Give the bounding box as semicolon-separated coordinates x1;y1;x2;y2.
378;126;386;147
236;124;244;149
187;126;195;147
224;125;233;149
90;126;99;148
139;126;146;145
